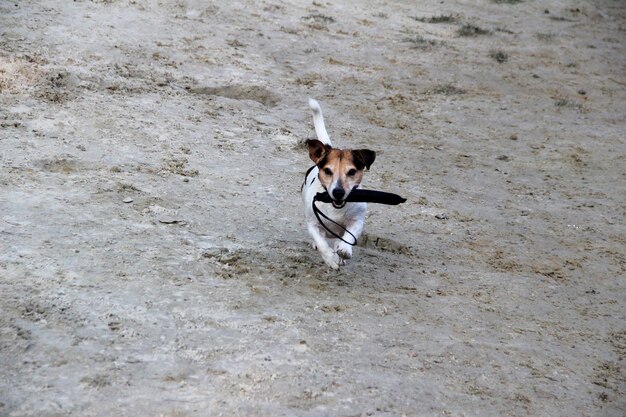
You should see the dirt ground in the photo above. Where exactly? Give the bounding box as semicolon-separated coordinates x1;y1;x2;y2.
1;0;624;416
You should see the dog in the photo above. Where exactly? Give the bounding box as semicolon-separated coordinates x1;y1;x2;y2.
302;99;376;269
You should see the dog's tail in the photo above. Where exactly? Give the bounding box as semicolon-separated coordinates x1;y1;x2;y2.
308;98;332;146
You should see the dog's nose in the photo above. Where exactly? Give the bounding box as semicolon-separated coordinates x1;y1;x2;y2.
332;188;346;200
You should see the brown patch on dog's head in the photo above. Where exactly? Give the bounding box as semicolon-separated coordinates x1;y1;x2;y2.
313;146;377;206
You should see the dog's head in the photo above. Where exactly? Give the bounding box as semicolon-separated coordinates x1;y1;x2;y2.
306;139;376;208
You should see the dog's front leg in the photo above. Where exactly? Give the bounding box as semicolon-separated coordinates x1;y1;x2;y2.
307;223;341;269
334;217;364;261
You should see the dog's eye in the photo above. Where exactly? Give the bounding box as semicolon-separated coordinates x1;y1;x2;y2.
347;169;357;177
323;168;333;176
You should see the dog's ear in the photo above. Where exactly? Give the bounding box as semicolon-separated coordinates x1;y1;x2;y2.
353;149;376;170
306;139;331;164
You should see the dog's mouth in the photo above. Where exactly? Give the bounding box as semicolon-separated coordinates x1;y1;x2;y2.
332;199;347;209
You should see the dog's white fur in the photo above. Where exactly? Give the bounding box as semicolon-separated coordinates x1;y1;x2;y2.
302;99;369;269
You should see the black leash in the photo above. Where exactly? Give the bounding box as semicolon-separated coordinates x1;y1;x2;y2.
312;193;358;246
312;189;407;246
315;189;407;205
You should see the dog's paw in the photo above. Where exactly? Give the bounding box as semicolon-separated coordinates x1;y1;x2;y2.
321;251;341;270
335;241;353;260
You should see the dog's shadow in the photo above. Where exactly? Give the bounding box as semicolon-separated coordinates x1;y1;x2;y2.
201;235;416;291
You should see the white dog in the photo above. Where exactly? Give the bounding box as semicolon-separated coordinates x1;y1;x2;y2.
301;99;376;269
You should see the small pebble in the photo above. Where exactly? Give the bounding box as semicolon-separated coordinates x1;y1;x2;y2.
123;197;133;203
183;177;189;182
435;213;449;220
577;89;586;95
159;217;179;224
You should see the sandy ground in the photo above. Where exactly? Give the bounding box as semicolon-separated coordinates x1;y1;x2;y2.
1;0;625;416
